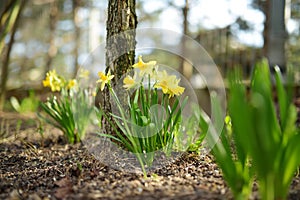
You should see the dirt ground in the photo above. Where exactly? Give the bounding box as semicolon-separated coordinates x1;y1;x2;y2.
1;112;300;200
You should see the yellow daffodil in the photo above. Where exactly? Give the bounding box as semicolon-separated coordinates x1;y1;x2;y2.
42;78;51;88
168;79;185;97
42;70;64;92
154;70;169;93
123;73;139;90
133;55;157;76
97;70;114;91
79;69;90;79
67;79;77;90
154;70;185;98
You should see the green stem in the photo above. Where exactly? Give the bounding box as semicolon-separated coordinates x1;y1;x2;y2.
234;184;251;200
109;85;148;173
260;174;275;200
136;153;147;178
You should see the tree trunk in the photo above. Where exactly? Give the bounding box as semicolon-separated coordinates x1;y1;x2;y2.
263;0;270;58
179;0;192;79
264;0;287;71
45;1;58;74
104;0;137;136
0;0;16;54
72;0;81;78
106;0;137;79
0;0;25;110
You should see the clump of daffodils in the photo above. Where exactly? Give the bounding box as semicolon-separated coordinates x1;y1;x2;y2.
42;69;77;92
40;68;94;144
96;55;185;98
95;56;187;177
128;55;184;97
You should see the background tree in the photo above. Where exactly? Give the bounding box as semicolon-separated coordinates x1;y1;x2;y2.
179;0;193;79
45;1;58;74
253;0;287;71
72;0;81;78
0;0;26;110
266;0;287;71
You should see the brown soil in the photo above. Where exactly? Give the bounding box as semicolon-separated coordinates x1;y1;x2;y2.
1;112;300;200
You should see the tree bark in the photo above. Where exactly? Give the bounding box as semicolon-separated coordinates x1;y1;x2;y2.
104;0;137;136
262;0;269;58
0;0;16;54
105;0;137;79
45;1;58;74
72;0;81;78
179;0;192;79
264;0;287;71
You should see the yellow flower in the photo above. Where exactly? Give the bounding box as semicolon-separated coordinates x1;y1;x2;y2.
168;80;185;98
42;70;64;92
133;55;157;76
97;70;114;91
43;79;50;88
154;70;185;98
79;69;90;79
67;79;77;89
123;73;138;90
154;70;169;93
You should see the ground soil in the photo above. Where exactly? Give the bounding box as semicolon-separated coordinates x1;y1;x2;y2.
1;112;300;200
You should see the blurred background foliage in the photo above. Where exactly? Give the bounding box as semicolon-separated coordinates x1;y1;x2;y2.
0;0;300;111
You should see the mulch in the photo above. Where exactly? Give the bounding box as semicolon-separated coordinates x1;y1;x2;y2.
1;112;300;200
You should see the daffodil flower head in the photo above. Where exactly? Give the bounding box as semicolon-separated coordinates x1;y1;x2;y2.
167;78;185;98
154;70;170;93
67;79;77;90
123;73;139;90
133;55;157;77
42;70;65;92
97;69;114;91
154;70;185;98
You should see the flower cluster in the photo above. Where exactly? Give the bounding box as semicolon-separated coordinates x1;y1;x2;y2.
40;68;93;144
95;56;187;176
126;56;184;98
97;55;185;98
42;69;77;92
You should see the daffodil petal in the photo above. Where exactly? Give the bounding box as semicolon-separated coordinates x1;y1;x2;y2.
100;82;105;91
